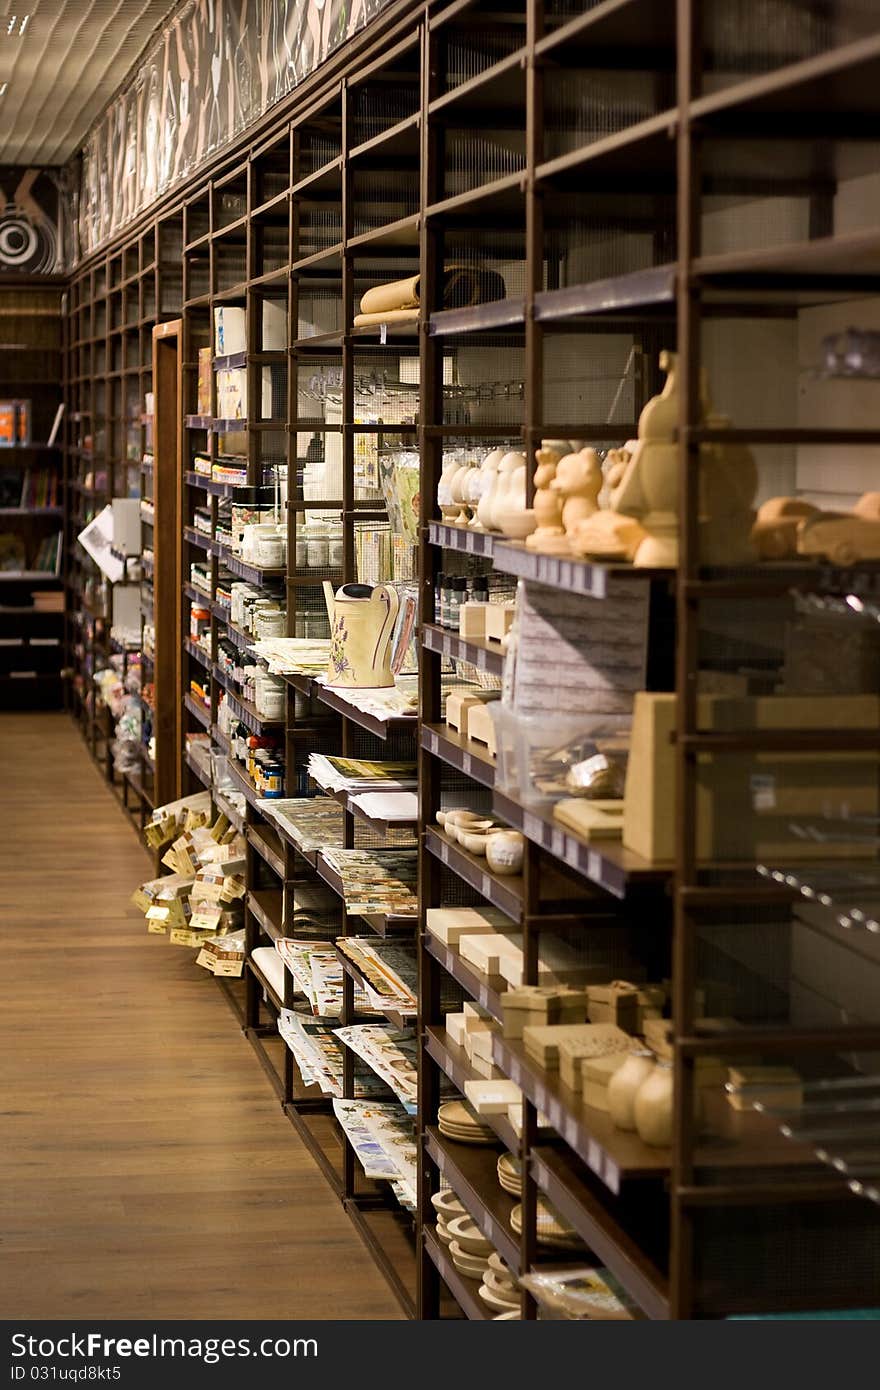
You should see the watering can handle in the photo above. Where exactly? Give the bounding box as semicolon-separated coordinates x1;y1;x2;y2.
372;584;400;668
323;581;336;626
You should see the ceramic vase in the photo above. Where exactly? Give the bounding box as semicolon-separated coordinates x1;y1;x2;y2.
607;1050;656;1132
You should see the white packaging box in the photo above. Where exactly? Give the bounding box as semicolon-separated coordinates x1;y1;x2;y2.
214;305;247;356
426;906;510;949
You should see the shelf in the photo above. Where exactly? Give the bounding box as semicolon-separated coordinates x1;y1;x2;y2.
224;687;284;736
214;611;253;650
425;1127;520;1273
214;788;246;834
334;943;415;1030
184;415;213;430
313;682;417;741
692;229;880;290
420;723;496;790
422;1227;489;1320
183;638;210;672
690;33;880;126
429;296;526;337
0;507;63;518
490;540;672;596
493;790;671;902
183;581;211;605
425;824;522;922
247;822;286;878
530;1145;669;1321
248;887;284;943
424;935;504;1023
184;748;212;790
421;622;505;677
247;952;284;1012
215;544;285;587
491;1035;669;1195
343;1202;417;1320
428;521;497;556
316;851;413;936
424;1024;519;1154
183;525;212;553
183;693;211;730
213;351;247;371
184;470;267;497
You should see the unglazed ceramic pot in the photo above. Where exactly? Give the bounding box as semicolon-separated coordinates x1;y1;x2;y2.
475;449;505;530
493;460;537;540
633;1060;674;1147
607;1050;656;1132
485;829;525;875
469;448;506;530
438;455;463;521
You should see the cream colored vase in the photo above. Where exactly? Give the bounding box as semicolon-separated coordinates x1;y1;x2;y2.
607;1050;656;1132
324;582;400;688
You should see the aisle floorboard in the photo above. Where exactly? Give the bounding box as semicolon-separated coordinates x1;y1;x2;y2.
0;714;402;1319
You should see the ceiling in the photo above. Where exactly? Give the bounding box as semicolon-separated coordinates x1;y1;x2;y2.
0;0;179;166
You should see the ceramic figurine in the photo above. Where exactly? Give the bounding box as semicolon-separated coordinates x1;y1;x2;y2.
324;581;400;688
610;352;681;566
567;509;646;561
476;449;506;531
797;492;880;565
549;447;603;538
492;454;536;539
525;443;568;553
751;497;820;559
449;458;476;524
437;454;464;521
469;448;506;530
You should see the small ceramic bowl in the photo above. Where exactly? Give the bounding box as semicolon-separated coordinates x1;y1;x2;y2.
431;1189;466;1220
458;822;496;854
446;1214;493;1256
439;808;484;832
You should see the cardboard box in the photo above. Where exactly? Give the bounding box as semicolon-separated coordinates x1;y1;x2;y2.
523;1022;631;1072
464;1079;522;1114
467;699;498;755
484;603;516;645
459;930;523;986
426;905;509;949
445;687;498;737
459;603;488;641
623;691;880;864
501;985;588;1040
586;982;639;1033
582;1053;629;1111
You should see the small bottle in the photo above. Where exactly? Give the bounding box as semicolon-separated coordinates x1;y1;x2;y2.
449;576;468;632
435;573;446;625
441;574;454;628
470;575;489;604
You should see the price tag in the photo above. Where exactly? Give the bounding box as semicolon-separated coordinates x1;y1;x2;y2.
564;839;580;870
380;323;387;345
565;1116;579;1149
214;958;245;977
440;841;449;864
551;828;565;860
462;752;472;776
588;850;601;880
170;928;202;948
523;812;541;842
480;873;492;899
549;1099;563;1130
605;1160;620;1195
465;530;475;553
509;1057;521;1085
478;984;490;1011
587;1140;602;1175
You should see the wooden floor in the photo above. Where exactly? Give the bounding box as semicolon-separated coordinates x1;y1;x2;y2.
0;713;402;1319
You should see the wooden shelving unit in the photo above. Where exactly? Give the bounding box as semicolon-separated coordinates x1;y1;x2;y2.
61;0;880;1321
0;278;64;709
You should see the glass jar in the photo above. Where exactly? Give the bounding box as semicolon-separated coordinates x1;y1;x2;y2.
303;519;329;569
328;521;344;569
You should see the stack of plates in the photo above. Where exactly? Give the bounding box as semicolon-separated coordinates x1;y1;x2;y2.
496;1151;521;1196
493;1310;521;1320
438;1099;496;1146
479;1256;520;1313
510;1196;583;1249
431;1188;466;1246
